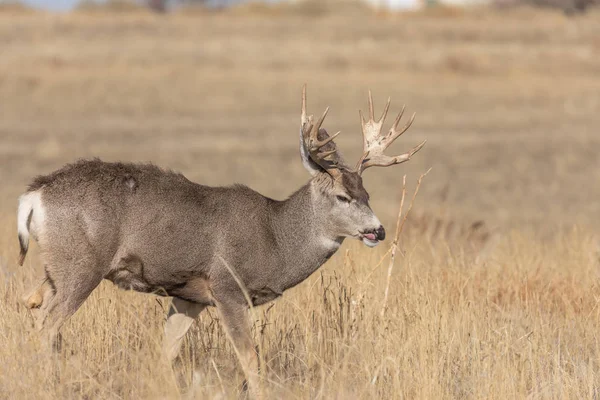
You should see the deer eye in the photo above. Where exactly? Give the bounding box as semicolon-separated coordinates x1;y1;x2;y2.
336;195;351;203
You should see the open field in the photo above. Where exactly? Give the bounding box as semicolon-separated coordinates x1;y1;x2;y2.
1;5;600;398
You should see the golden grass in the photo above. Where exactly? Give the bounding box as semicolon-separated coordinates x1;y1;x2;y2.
0;8;599;399
2;215;599;398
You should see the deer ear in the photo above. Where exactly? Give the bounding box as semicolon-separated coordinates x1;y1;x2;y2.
299;127;323;176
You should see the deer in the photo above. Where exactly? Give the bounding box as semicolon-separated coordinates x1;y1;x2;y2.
17;86;425;395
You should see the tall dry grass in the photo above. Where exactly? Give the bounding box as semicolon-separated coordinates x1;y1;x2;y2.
1;211;599;398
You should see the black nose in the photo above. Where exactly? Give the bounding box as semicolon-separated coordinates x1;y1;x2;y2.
376;225;385;241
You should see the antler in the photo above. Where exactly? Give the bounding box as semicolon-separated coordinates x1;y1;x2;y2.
355;90;426;175
301;85;343;180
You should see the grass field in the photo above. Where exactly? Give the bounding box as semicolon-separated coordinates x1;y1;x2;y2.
1;4;600;398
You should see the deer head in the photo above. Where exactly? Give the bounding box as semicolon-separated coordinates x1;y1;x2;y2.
300;86;426;247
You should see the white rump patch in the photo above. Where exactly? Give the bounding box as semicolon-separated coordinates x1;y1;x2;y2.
18;191;46;244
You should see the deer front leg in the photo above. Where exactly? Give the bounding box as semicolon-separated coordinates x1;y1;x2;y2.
164;297;206;362
216;299;260;398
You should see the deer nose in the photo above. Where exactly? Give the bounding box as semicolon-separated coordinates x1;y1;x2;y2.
376;225;386;241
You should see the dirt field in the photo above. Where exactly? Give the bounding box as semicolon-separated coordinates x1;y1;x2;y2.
1;4;600;399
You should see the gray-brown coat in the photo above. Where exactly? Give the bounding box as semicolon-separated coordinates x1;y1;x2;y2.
17;87;425;396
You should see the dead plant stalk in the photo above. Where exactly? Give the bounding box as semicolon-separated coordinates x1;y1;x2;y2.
381;169;431;319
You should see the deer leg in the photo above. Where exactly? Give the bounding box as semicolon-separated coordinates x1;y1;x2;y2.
36;256;103;352
216;300;260;397
164;297;206;362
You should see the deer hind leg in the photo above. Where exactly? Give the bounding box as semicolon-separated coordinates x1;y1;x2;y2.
164;297;206;362
216;300;260;398
34;252;103;352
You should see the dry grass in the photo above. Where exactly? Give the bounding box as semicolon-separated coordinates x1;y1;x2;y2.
3;218;600;398
0;6;600;399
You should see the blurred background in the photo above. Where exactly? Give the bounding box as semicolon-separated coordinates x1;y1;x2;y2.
1;2;600;398
11;0;600;13
0;0;599;235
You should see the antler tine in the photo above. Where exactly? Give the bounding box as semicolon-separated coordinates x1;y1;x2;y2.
411;139;427;156
391;104;406;131
359;91;385;149
360;92;391;126
355;92;425;174
388;111;415;142
380;97;391;124
399;139;427;161
318;148;338;159
307;109;341;157
301;84;308;126
368;89;374;121
300;86;344;179
302;86;330;145
310;130;340;151
360;139;427;170
312;107;329;139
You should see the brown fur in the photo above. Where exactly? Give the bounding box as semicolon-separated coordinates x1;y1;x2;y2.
341;171;369;205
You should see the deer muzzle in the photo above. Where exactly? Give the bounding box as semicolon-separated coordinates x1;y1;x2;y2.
361;225;385;247
375;225;386;241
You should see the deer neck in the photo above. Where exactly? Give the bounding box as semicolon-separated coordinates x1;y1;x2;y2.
270;181;343;288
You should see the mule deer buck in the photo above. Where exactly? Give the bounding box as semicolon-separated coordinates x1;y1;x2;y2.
17;86;425;394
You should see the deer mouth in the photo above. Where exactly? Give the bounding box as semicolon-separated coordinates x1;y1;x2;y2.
360;232;380;247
